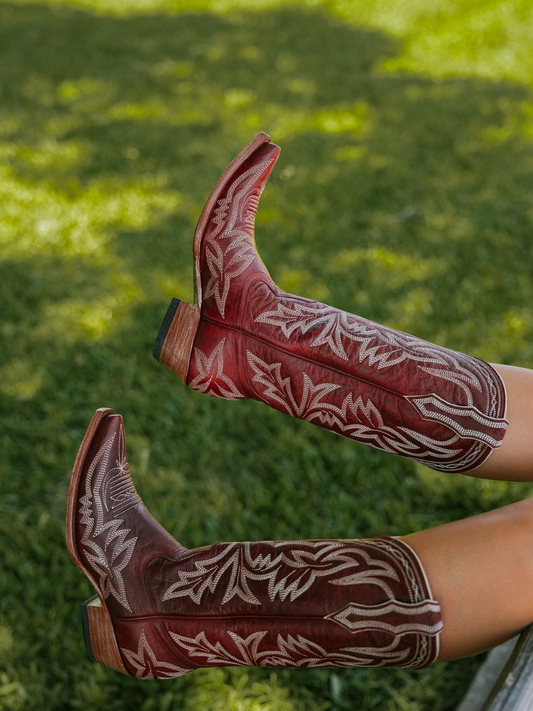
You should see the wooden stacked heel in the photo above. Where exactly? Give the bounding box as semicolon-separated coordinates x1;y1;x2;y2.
80;596;129;675
153;299;200;383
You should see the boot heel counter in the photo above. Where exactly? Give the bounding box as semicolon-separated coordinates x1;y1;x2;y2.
154;299;200;383
81;596;131;675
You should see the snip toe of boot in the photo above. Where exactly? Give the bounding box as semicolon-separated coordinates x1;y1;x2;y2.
67;409;191;676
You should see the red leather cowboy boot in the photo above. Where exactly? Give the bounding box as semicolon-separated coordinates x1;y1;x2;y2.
153;132;508;474
67;408;443;677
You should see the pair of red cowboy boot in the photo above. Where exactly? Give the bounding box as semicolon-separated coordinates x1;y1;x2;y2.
68;133;509;678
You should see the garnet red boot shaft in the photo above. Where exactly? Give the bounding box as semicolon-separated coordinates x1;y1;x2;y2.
67;409;443;678
154;132;508;473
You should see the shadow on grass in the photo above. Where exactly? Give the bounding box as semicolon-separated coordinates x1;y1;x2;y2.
1;3;533;711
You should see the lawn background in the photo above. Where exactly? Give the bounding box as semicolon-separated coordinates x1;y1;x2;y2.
1;1;533;709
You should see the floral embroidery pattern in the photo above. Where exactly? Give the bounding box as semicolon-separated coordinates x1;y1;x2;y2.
247;350;464;464
169;630;412;668
254;300;503;416
122;630;191;679
79;430;141;612
255;302;367;361
189;339;244;400
204;157;275;319
162;540;401;605
246;351;340;418
166;539;441;670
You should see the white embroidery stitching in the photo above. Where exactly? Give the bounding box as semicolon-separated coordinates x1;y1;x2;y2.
255;302;364;361
189;338;244;400
254;300;508;443
254;301;483;399
371;539;422;603
204;158;275;318
325;600;443;636
162;540;401;605
405;393;508;447
79;429;140;612
246;350;466;463
163;538;440;670
121;630;191;679
169;630;412;668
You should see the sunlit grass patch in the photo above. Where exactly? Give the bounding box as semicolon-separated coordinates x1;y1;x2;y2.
0;362;44;401
247;102;371;141
332;246;440;282
0;165;182;258
42;278;142;342
479;100;533;144
325;0;533;86
56;77;113;107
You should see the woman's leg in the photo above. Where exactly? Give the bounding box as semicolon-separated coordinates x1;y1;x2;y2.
470;364;533;482
403;495;533;661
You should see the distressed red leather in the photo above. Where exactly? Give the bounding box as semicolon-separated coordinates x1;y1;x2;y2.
181;136;508;473
73;413;442;678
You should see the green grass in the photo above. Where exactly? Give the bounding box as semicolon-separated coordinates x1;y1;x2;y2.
1;1;533;709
